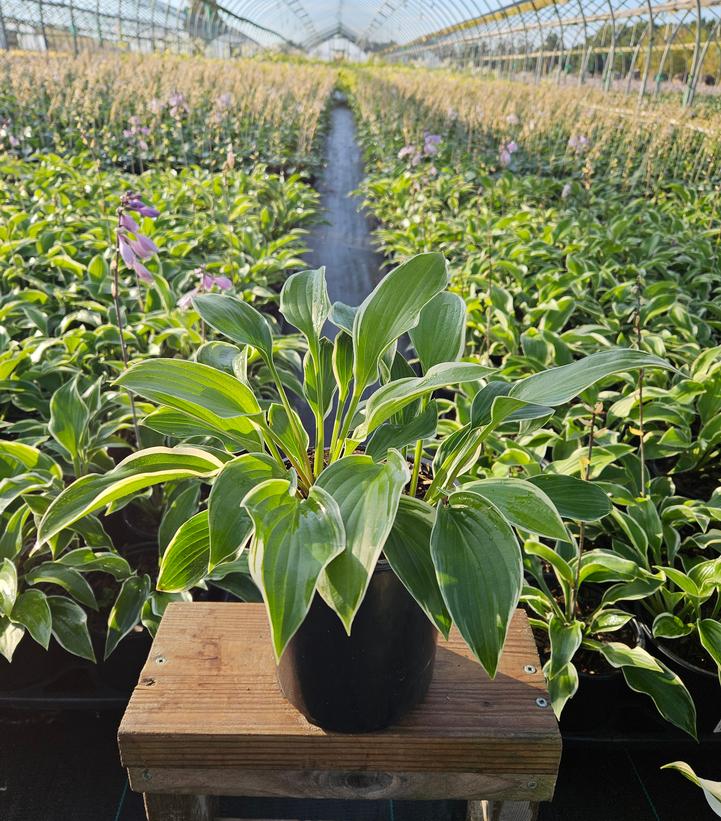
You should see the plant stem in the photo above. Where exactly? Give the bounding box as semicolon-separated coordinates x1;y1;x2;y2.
328;389;348;461
409;395;429;496
569;402;601;619
331;387;362;462
111;210;141;448
267;359;313;477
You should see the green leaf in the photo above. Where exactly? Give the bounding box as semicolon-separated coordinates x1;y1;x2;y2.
57;548;132;580
332;332;354;397
243;478;345;660
304;338;336;419
193;293;274;362
366;401;438;462
0;617;25;662
353;252;448;392
25;562;97;609
602;575;665;606
527;474;612;521
105;575;151;658
548;616;583;679
11;590;51;649
460;479;568;540
525;541;574;585
431;491;522;677
158;484;200;553
545;660;579;718
316;451;409;631
698;619;721;682
268;403;309;469
662;762;721;815
47;596;95;662
116;359;261;447
38;447;223;544
157;511;210;592
48;377;89;463
596;641;697;738
329;301;357;335
280;267;331;355
409;292;466;373
0;558;18;616
653;613;694;639
142;408;249;448
354;362;493;440
208;453;286;570
383;496;451;638
578;550;643;583
510;348;672;407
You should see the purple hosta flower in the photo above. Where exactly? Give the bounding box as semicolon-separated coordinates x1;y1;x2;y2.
213;93;233;124
168;91;189;119
123;192;160;219
122;116;151;152
149;98;164;115
423;133;442;157
398;144;416;160
0;119;20;149
506;113;520;126
499;140;519;167
178;268;232;309
561;182;572;200
568;134;590;153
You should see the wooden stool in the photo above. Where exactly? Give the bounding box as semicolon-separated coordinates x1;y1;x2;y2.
118;603;561;821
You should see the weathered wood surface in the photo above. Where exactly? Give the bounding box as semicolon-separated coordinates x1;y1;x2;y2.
467;800;539;821
119;603;560;802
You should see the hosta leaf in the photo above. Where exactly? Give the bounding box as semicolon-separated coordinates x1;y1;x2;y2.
158;484;201;553
105;574;152;658
596;641;696;738
662;762;721;815
527;474;611;521
544;660;579;718
157;511;210;592
510;348;672;407
280;267;331;355
697;619;721;681
409;291;466;373
316;451;409;632
354;362;493;440
25;562;97;610
366;400;438;462
653;613;693;639
0;558;18;616
383;496;451;637
353;252;448;391
48;377;89;463
47;596;95;662
460;478;568;540
0;617;25;662
208;453;286;570
10;590;51;649
431;491;522;677
548;616;583;679
268;403;309;470
116;359;261;447
243;478;344;660
193;293;274;361
38;447;223;544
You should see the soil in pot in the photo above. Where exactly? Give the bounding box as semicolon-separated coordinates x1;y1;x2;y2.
277;560;438;733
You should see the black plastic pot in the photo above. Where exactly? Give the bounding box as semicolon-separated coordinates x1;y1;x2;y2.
557;620;645;733
277;561;438;733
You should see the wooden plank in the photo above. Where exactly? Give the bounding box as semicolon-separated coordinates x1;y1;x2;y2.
128;767;552;801
119;604;560;796
476;801;538;821
143;793;216;821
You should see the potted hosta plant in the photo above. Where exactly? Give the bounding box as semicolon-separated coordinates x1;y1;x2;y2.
39;253;670;732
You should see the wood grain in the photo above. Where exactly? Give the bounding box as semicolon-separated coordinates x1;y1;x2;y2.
118;603;560;801
127;767;553;801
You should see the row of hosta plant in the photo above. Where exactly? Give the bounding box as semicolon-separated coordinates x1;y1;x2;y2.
345;67;721;192
0;53;336;174
31;253;707;740
343;71;721;730
0;93;323;666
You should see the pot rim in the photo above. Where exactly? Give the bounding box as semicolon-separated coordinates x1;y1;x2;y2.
638;621;717;679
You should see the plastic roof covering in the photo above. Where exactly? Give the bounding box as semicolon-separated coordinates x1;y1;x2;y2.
2;0;721;71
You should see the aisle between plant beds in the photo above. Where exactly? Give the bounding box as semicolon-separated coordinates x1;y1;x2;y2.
39;252;688;741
